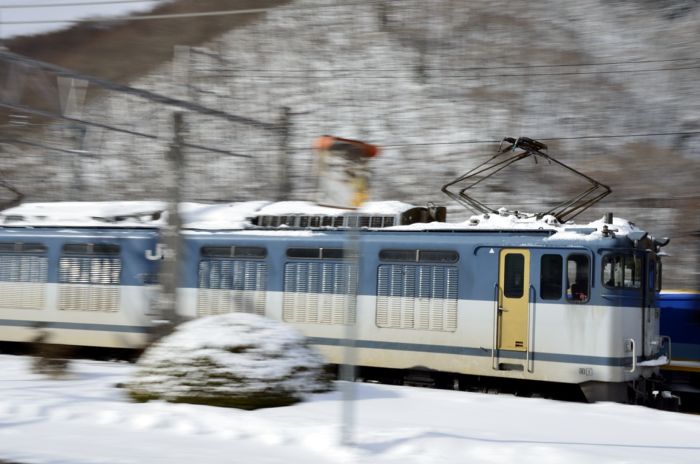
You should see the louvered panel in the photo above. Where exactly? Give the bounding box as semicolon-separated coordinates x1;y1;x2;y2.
294;263;308;322
196;288;213;316
402;266;416;329
416;266;431;330
58;256;121;312
0;254;47;310
375;264;458;332
0;282;46;310
376;266;389;327
282;264;297;321
388;266;403;328
332;263;347;324
306;263;320;323
284;261;355;325
345;266;358;324
58;285;119;312
444;268;458;330
198;260;267;317
429;267;445;331
320;263;334;323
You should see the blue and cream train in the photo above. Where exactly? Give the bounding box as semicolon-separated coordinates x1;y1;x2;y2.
0;201;689;404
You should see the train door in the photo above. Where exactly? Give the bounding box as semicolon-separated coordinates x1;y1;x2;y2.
644;253;661;357
498;249;530;351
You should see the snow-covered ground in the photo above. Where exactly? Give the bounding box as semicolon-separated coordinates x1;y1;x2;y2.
1;354;699;464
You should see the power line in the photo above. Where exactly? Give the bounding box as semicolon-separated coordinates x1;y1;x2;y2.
0;0;158;8
0;50;278;130
0;102;252;158
210;65;700;80
198;56;700;74
0;137;89;156
345;131;700;149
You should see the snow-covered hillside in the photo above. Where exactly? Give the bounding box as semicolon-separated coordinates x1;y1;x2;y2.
2;0;698;287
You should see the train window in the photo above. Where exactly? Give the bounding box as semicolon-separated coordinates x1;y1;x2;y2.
566;254;590;303
287;248;321;259
202;246;267;259
419;250;460;263
62;243;120;255
380;249;417;262
322;248;357;259
602;253;642;289
0;242;47;253
503;253;525;298
379;249;459;263
234;247;267;259
202;247;232;258
540;254;563;300
286;248;352;260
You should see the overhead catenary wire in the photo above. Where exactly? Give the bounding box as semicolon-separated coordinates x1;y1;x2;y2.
0;102;252;158
196;56;700;74
0;50;278;130
207;65;700;79
373;131;700;149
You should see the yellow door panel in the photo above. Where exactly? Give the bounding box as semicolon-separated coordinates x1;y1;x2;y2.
498;249;530;351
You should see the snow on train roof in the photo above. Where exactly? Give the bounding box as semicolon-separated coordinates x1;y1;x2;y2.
0;201;643;239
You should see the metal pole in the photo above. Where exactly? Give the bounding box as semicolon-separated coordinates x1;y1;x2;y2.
341;215;359;446
154;111;185;335
277;106;291;201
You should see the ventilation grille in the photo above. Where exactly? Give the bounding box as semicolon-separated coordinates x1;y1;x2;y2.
376;264;458;331
256;214;396;229
283;262;357;324
58;257;121;312
59;257;121;285
59;285;120;312
0;255;48;283
197;260;267;316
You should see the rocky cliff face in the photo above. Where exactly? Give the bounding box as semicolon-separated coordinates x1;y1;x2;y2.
2;0;698;287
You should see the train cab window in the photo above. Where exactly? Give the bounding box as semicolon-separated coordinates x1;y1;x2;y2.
540;254;563;300
566;254;590;303
602;253;642;289
503;254;524;298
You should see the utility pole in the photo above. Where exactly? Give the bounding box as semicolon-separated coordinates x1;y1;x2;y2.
153;111;185;335
277;106;291;201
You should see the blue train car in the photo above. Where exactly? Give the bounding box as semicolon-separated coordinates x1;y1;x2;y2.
659;290;700;396
176;204;670;403
0;203;161;350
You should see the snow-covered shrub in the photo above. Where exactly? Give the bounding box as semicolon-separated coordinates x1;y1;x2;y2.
126;313;333;409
